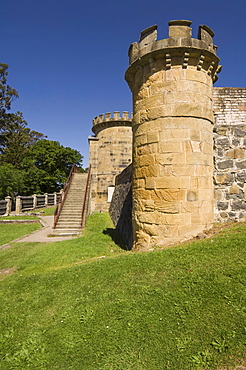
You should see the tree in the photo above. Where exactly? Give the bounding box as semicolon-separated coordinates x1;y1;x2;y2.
1;113;46;168
0;63;18;115
0;63;45;167
25;140;84;193
0;62;84;198
0;111;46;168
0;163;25;199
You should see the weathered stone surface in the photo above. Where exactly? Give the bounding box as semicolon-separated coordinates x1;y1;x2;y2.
109;165;133;249
229;185;240;194
89;113;132;213
217;160;234;170
234;129;246;137
125;22;218;249
214;173;234;185
217;201;229;210
231;201;246;211
226;148;245;159
213;91;246;222
236;172;246;182
236;160;246;169
216;137;230;147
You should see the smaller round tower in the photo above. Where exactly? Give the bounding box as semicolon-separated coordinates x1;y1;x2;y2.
88;111;132;213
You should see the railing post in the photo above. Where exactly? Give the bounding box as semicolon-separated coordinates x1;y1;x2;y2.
81;165;91;228
16;196;22;214
54;192;57;205
5;196;12;216
33;194;37;210
44;193;48;207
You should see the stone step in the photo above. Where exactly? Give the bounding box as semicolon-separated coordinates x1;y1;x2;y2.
55;225;82;229
57;219;82;223
53;171;88;232
63;201;84;204
57;218;81;225
59;212;82;216
51;229;82;236
62;206;82;211
61;207;82;212
56;224;82;229
58;217;82;221
62;202;83;205
64;188;84;191
54;226;82;231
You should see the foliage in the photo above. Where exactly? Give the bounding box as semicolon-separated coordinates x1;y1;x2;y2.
0;63;84;198
28;139;83;184
0;111;46;168
0;63;18;115
18;140;84;194
0;163;25;199
0;213;245;369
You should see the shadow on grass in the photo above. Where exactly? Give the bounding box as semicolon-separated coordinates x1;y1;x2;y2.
103;228;131;251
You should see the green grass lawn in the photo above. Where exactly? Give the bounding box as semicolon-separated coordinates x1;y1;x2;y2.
37;206;56;216
1;215;40;220
0;222;41;245
0;213;245;369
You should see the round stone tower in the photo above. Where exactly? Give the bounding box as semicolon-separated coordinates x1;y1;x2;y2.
125;20;221;249
88;111;132;213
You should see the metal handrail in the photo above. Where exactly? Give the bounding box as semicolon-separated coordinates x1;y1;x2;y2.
81;165;91;228
53;164;78;229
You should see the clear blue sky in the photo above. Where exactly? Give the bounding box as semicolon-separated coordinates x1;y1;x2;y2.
2;0;246;166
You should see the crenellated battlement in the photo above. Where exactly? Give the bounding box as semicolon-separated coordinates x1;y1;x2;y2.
93;111;132;125
126;20;222;86
92;111;132;135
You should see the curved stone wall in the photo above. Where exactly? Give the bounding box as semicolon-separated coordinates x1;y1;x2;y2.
125;20;221;250
88;112;132;213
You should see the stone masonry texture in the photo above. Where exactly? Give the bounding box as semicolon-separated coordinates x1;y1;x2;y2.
88;112;132;213
108;87;246;249
109;164;133;249
213;87;246;221
125;20;221;250
88;23;246;251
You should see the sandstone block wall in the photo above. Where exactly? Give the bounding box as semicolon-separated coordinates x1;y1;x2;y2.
88;112;132;213
109;88;246;249
125;20;221;249
213;87;246;221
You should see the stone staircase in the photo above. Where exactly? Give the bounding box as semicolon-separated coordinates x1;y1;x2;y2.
52;172;88;235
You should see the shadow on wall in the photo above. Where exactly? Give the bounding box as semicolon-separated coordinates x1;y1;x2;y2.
109;165;133;250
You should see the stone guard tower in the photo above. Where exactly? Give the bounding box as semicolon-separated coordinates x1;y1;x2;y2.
88;112;132;213
125;20;221;249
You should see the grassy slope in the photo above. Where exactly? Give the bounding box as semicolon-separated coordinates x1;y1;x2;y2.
0;213;245;370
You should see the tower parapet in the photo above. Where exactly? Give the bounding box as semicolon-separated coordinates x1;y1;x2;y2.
127;20;221;86
92;111;132;135
125;20;221;250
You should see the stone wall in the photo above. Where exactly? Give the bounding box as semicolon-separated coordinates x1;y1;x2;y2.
125;20;220;249
213;87;246;221
88;112;132;213
108;88;246;249
109;164;132;249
